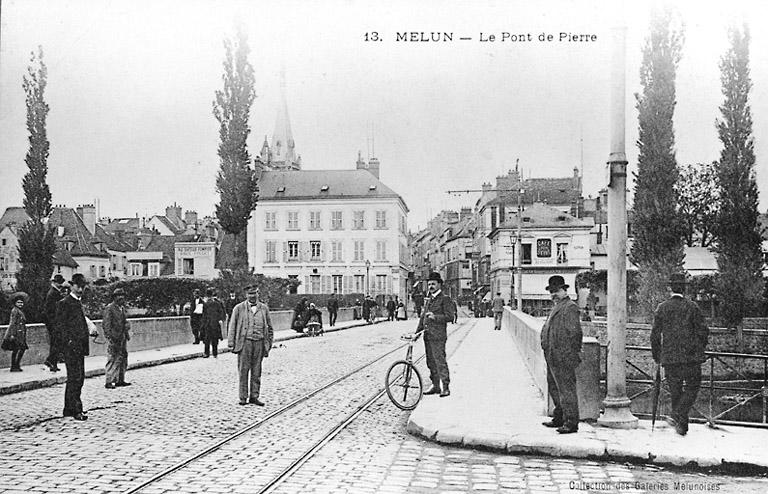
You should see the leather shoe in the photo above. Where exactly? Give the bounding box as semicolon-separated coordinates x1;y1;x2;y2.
72;413;87;421
238;400;247;406
542;420;564;428
249;398;265;406
423;386;440;395
674;423;688;436
116;382;132;387
105;383;116;389
556;424;578;434
440;386;451;397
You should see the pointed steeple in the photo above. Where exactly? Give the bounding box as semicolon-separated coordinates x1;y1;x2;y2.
270;68;300;170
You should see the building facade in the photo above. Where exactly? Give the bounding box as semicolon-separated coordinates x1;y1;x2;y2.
248;166;410;301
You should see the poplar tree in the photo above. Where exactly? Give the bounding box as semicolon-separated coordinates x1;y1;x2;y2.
213;29;259;269
630;10;685;320
713;25;763;327
16;46;57;321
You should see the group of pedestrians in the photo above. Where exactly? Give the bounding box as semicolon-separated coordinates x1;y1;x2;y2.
189;288;230;357
537;272;708;437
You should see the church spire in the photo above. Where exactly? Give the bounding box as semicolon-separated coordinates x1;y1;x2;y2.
270;67;300;170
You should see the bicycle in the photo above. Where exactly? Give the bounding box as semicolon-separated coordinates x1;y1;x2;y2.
384;330;424;410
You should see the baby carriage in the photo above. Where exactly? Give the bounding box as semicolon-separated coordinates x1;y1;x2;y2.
305;305;324;337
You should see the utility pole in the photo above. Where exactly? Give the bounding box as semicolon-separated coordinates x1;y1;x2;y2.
515;160;523;311
597;24;638;429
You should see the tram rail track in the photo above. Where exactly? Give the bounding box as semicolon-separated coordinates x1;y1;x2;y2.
123;317;475;494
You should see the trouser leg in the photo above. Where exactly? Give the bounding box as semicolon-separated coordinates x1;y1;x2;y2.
203;336;211;356
551;364;579;426
11;349;25;369
665;364;684;422
546;364;563;423
45;325;58;365
105;344;118;384
249;342;264;400
674;363;701;429
64;353;85;415
431;338;449;387
424;338;439;387
211;339;218;357
494;312;502;329
118;343;128;383
237;341;253;402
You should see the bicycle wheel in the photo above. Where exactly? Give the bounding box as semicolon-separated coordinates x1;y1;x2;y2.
385;360;423;410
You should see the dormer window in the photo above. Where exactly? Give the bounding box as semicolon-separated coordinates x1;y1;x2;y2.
277;186;286;193
369;185;377;191
320;185;329;192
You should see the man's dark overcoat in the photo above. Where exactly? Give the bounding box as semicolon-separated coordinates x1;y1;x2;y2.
417;291;455;340
651;296;708;365
540;296;582;368
56;295;90;357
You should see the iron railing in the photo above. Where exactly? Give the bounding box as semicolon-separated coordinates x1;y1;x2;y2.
599;344;768;428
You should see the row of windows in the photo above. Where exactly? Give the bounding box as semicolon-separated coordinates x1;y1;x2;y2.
300;273;391;295
264;240;389;263
265;210;401;231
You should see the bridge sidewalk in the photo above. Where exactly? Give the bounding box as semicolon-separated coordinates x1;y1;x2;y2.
407;316;768;471
0;317;382;396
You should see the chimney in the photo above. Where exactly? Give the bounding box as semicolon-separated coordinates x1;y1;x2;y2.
165;202;182;227
76;204;96;235
460;207;473;222
184;210;198;227
356;150;366;171
367;157;380;179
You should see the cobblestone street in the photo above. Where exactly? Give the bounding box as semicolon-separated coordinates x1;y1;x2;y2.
1;319;767;493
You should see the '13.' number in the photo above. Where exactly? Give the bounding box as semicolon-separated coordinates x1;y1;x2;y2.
364;32;381;42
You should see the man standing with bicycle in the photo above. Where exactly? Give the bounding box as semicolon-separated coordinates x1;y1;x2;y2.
418;272;455;397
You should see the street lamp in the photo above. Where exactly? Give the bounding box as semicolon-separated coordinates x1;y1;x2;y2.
365;259;371;296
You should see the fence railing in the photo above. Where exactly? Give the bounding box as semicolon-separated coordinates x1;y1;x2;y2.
600;344;768;428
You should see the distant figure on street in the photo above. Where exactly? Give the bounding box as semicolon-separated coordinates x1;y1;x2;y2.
327;292;339;327
202;288;226;358
386;297;396;321
225;292;239;320
103;288;131;389
190;289;204;344
2;293;29;372
57;274;94;421
418;272;456;398
353;299;362;320
43;274;66;372
651;273;709;436
540;275;582;434
291;298;309;333
491;293;505;331
306;302;324;335
396;301;407;320
228;285;273;406
413;291;424;318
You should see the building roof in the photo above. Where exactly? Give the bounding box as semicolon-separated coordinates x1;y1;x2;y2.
490;203;592;235
258;170;408;211
94;224;134;252
0;207;30;229
101;217;141;234
53;249;79;268
49;207;110;258
684;246;718;274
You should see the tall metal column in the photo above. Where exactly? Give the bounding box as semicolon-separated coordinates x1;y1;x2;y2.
597;26;638;429
516;176;523;311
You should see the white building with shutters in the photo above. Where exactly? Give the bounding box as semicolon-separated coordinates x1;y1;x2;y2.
247;162;410;301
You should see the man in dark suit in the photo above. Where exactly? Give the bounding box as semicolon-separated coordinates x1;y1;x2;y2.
202;288;226;358
56;274;93;421
43;275;66;372
540;275;582;434
103;288;131;389
326;292;339;327
190;289;203;344
386;297;396;321
651;273;709;436
417;272;456;397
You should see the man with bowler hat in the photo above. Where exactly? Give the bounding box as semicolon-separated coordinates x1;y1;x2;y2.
418;272;456;397
103;288;131;389
651;272;709;436
540;275;582;434
228;284;273;406
56;274;94;421
43;274;66;371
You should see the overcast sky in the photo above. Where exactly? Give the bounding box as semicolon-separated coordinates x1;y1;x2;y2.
1;0;766;230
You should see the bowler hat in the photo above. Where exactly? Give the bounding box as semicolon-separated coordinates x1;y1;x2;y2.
71;273;87;288
427;272;443;284
545;275;569;293
112;288;126;298
52;274;65;284
246;284;260;293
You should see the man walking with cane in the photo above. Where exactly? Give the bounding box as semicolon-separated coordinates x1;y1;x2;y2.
651;273;709;436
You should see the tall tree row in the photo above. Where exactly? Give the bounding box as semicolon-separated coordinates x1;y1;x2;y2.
630;10;686;320
713;25;764;328
16;46;57;321
213;29;259;269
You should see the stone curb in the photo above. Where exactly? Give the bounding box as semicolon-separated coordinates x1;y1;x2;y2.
0;318;384;396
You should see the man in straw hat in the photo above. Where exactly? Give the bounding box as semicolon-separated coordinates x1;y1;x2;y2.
417;272;455;397
56;273;91;421
540;275;582;434
103;288;131;389
651;272;709;436
43;274;66;372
